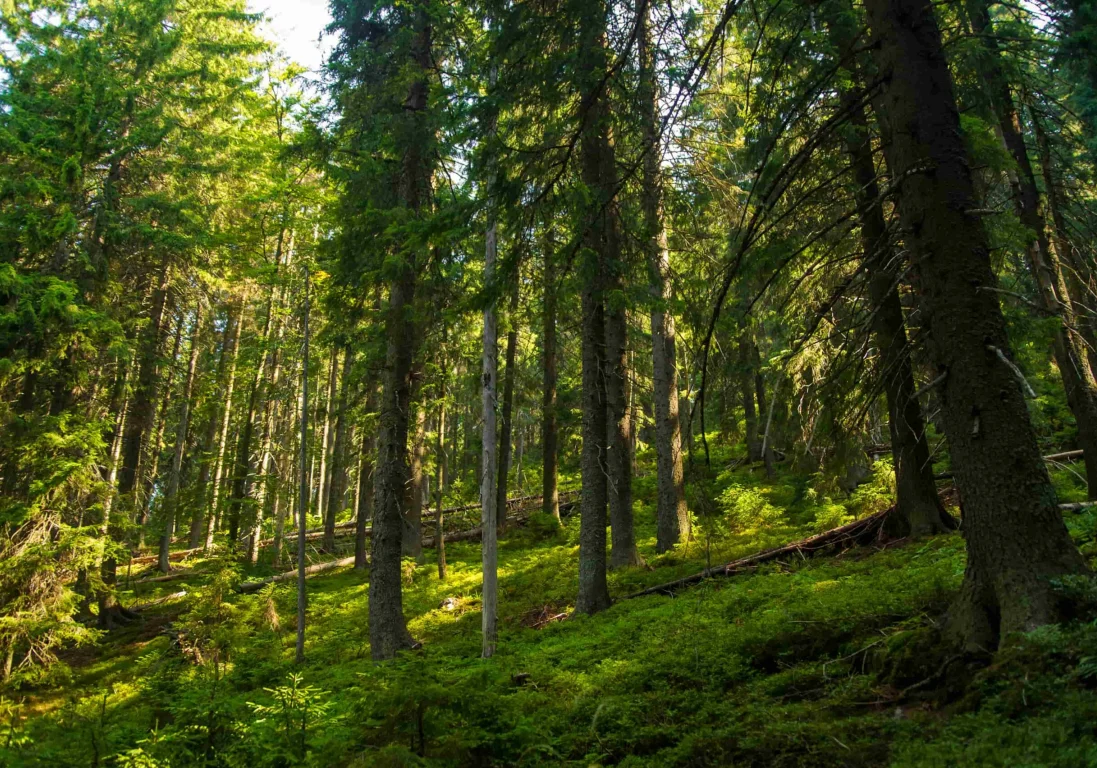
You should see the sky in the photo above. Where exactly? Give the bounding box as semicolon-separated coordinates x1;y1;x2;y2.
248;0;334;74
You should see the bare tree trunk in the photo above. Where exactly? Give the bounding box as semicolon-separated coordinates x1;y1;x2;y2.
753;346;777;480
324;346;354;552
436;356;448;581
480;62;501;657
402;405;426;560
205;301;241;551
865;0;1088;650
316;347;339;533
495;280;519;536
159;304;204;573
739;337;761;462
639;5;688;552
356;383;378;571
138;313;183;545
542;233;560;521
833;68;952;536
296;266;311;664
606;303;640;568
189;308;234;548
968;0;1097;498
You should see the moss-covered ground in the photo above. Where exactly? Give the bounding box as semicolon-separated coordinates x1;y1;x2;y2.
4;449;1097;767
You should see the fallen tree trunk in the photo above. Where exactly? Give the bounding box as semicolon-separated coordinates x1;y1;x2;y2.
622;507;894;600
238;499;580;594
130;547;202;566
935;449;1086;480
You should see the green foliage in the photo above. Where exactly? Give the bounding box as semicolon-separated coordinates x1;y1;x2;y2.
716;483;784;533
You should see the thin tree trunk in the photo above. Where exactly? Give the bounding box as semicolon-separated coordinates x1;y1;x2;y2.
606;301;640;568
833;69;951;536
324;346;354;552
436;372;448;580
739;337;761;462
865;0;1088;650
189;309;233;548
296;266;311;664
159;305;204;573
639;5;689;552
968;0;1097;498
205;302;242;550
402;405;426;559
753;346;777;480
495;280;519;536
356;383;379;571
138;312;183;545
542;233;560;521
317;347;339;532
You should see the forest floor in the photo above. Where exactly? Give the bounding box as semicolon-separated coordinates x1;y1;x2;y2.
6;447;1097;767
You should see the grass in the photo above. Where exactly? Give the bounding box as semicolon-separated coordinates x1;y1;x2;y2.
4;450;1097;766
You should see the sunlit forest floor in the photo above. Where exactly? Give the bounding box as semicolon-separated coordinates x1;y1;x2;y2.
7;446;1097;767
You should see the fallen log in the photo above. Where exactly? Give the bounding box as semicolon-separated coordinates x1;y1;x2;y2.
130;547;202;566
621;508;893;600
238;499;580;594
1045;449;1084;462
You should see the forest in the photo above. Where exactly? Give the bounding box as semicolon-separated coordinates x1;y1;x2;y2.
2;0;1097;764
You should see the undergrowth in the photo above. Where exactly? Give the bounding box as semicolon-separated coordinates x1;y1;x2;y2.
3;449;1096;767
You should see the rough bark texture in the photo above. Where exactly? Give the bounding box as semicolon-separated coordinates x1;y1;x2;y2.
368;1;431;660
639;6;689;552
866;0;1088;650
839;83;952;536
401;404;426;560
356;384;378;571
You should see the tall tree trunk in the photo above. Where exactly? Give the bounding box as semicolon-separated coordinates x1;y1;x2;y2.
159;304;203;573
835;73;952;536
542;233;560;521
639;5;688;552
606;303;640;568
316;347;339;531
968;0;1097;497
205;302;242;550
436;354;448;581
249;326;286;564
101;256;171;628
865;0;1088;650
296;266;311;665
368;0;431;660
575;0;620;612
495;279;519;535
1032;112;1097;374
752;346;777;480
324;346;354;552
189;307;234;549
739;337;762;462
402;404;426;560
138;314;183;545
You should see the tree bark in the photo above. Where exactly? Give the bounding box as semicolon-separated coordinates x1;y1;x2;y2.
835;74;952;536
542;232;560;522
968;0;1097;499
368;0;431;660
436;357;448;580
606;303;640;568
402;404;427;560
639;6;689;552
204;301;242;550
739;337;762;462
324;345;354;552
495;279;519;535
316;346;339;533
356;383;378;571
159;304;204;573
865;0;1088;650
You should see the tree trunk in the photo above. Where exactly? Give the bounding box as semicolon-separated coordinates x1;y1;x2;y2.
102;256;171;628
159;304;203;573
480;62;502;657
835;74;951;536
639;6;689;552
296;266;311;664
356;384;378;571
606;303;640;568
752;346;777;479
436;358;448;581
317;346;339;533
495;279;519;536
368;0;431;660
739;337;762;462
204;302;242;550
865;0;1088;650
402;405;426;560
542;233;560;521
188;308;234;549
324;346;354;552
138;308;183;544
